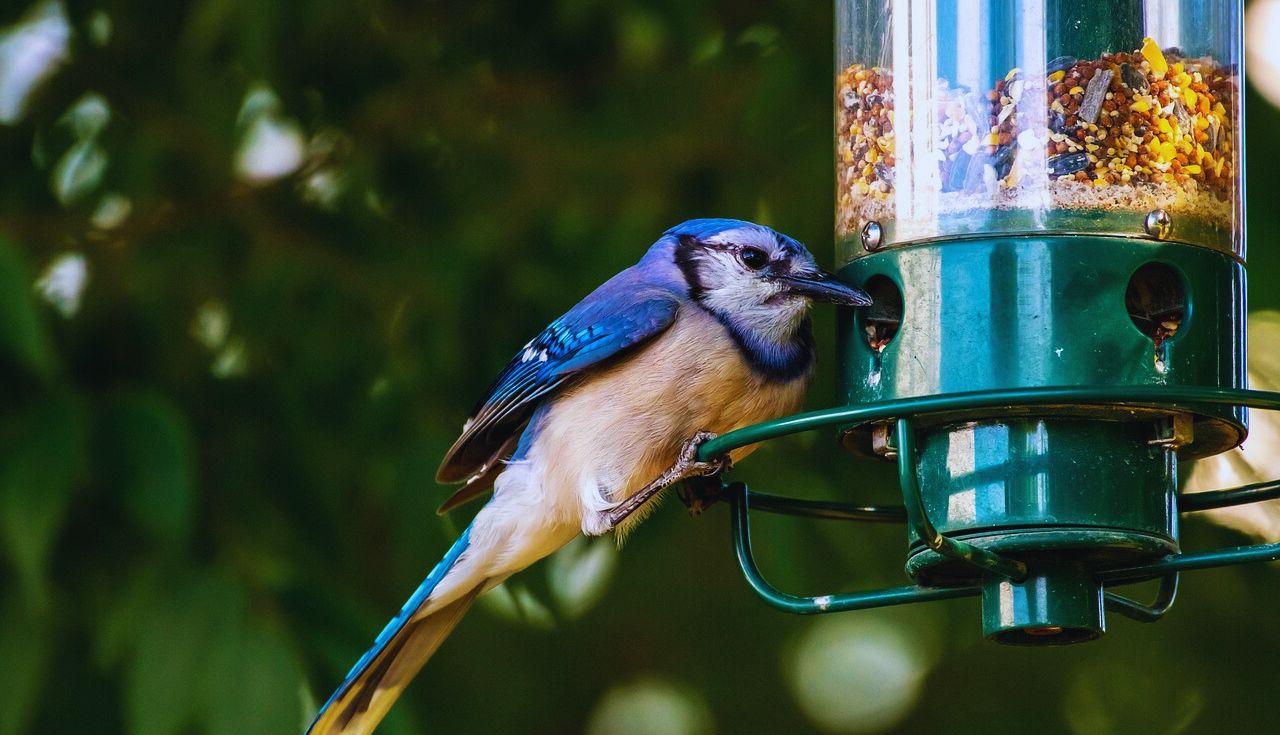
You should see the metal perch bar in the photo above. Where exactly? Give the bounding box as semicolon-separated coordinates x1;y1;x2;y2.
728;483;979;615
1104;574;1180;623
713;384;1280;616
695;385;1280;461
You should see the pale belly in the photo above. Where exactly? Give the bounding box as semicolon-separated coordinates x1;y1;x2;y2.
528;307;810;530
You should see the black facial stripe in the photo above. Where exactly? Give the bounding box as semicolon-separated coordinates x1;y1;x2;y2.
674;234;707;301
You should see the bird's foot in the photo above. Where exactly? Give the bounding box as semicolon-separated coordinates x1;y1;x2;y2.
677;473;729;516
592;431;729;533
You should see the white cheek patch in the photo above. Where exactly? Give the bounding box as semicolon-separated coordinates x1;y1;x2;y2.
695;253;808;342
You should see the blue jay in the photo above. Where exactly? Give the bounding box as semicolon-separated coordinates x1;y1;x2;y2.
307;218;870;734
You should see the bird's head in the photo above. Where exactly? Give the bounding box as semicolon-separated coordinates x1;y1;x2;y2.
666;219;871;343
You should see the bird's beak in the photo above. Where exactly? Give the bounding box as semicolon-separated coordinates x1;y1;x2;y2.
775;270;872;306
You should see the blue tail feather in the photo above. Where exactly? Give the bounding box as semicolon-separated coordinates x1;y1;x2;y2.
308;524;473;731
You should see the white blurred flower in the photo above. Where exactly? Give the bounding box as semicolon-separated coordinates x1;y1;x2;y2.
51;139;108;205
1184;311;1280;540
786;615;937;734
91;192;132;230
301;168;344;209
586;677;713;735
0;0;70;125
190;300;248;379
50;93;113;205
34;251;88;317
59;92;110;139
234;83;305;184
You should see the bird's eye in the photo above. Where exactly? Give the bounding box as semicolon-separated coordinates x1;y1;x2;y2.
739;247;769;270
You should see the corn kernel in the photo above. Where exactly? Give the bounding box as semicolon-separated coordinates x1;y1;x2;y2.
1172;62;1185;75
1156;118;1173;137
1195;115;1209;130
1183;164;1202;174
1048;70;1066;83
1159;141;1176;161
1213;102;1226;117
1142;37;1168;78
1093;177;1108;187
1182;87;1197;108
1131;99;1151;113
1069;86;1084;95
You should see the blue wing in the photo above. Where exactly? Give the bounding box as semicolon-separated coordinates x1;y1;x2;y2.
435;270;680;501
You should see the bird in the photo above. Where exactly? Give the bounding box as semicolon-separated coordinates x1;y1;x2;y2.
306;218;871;734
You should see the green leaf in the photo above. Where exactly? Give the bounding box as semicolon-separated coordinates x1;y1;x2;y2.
94;563;163;670
0;392;86;605
124;574;243;735
101;392;196;543
0;240;54;377
202;618;308;735
0;594;51;735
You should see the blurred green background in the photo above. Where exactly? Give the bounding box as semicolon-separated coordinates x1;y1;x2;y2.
3;1;1280;734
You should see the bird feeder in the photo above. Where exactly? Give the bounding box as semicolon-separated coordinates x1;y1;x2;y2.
701;0;1280;644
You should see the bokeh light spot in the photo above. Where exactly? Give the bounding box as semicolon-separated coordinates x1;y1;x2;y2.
0;0;70;125
586;677;713;735
547;535;617;619
234;84;305;184
1247;1;1280;109
34;251;87;318
786;615;935;734
90;192;131;230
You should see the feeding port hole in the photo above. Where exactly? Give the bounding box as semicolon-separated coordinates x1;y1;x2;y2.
1125;262;1187;349
862;275;903;351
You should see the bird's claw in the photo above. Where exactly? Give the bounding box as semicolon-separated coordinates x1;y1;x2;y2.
596;431;729;532
676;431;731;479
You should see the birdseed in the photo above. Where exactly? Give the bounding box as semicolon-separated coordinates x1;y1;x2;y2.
836;38;1237;249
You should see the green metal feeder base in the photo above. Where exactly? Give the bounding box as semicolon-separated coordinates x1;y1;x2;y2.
902;416;1179;586
703;387;1280;644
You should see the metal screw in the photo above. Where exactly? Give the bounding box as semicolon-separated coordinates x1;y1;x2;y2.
1144;209;1173;240
861;220;884;252
870;422;896;458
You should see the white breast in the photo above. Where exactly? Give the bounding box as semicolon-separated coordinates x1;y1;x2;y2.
529;305;810;531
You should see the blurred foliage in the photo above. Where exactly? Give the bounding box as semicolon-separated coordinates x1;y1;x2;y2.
2;1;1280;734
